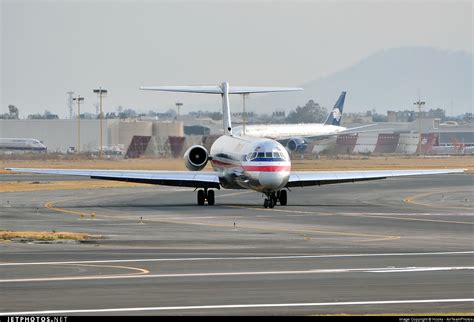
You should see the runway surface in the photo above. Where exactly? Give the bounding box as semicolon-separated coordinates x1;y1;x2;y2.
1;173;473;315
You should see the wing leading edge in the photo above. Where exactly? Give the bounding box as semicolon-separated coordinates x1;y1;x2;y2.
6;168;221;189
287;169;466;188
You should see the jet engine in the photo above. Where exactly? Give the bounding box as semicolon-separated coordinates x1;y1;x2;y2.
183;145;209;171
286;138;308;153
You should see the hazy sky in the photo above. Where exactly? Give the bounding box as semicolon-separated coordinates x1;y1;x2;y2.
1;0;472;118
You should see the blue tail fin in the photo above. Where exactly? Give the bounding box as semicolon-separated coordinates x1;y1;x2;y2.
324;91;346;126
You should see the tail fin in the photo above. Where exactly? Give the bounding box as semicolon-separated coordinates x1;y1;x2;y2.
324;91;346;126
141;82;303;136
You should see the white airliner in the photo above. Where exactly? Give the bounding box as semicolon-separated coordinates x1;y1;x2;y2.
7;82;464;208
233;92;375;153
0;138;47;153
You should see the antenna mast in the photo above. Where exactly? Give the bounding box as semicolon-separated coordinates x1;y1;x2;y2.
414;90;425;154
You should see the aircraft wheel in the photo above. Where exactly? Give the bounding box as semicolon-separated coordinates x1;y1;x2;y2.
207;190;215;205
271;193;278;205
279;190;287;206
263;199;269;208
197;189;205;205
269;198;275;209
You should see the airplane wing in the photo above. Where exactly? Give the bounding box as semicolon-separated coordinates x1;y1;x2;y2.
6;168;221;189
286;169;465;187
339;123;378;133
292;125;392;142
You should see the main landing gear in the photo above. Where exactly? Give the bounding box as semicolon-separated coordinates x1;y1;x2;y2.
263;190;288;208
197;188;215;206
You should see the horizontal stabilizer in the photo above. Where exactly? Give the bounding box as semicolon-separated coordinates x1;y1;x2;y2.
141;81;302;137
228;87;303;94
140;86;223;94
140;85;303;94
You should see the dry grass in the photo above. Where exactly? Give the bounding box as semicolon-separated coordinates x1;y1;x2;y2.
0;158;188;174
0;230;102;241
0;180;147;193
292;155;474;172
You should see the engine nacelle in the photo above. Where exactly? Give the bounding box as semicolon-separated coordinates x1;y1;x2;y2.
286;137;308;153
183;145;209;171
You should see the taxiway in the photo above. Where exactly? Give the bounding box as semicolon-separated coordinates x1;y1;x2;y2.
1;173;473;315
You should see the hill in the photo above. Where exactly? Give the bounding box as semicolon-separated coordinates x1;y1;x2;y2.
252;47;473;116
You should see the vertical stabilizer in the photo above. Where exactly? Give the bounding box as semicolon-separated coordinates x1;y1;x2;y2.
140;82;302;137
221;82;233;136
324;91;346;126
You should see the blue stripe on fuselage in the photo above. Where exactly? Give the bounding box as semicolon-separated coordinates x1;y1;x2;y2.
252;157;285;162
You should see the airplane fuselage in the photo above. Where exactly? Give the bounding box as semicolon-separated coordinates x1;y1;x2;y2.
209;135;291;193
233;123;347;140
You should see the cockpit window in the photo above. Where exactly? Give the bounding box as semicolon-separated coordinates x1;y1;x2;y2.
247;152;257;160
247;146;288;161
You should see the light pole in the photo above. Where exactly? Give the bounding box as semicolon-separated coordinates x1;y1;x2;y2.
93;87;108;158
175;102;183;120
73;96;84;153
414;99;425;154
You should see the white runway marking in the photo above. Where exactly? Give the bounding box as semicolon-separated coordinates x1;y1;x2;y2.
1;266;472;283
368;267;474;273
342;212;474;217
154;216;219;220
1;250;472;266
1;299;473;315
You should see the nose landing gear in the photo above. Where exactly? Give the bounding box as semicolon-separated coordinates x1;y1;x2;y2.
197;189;215;206
263;190;288;208
263;197;275;209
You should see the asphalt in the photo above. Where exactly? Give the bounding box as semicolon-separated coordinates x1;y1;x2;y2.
0;172;473;315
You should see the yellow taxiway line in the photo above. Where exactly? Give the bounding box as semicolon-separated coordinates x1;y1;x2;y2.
44;193;400;244
404;189;473;211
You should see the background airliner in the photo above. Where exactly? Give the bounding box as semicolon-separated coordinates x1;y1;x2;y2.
8;82;464;208
233;92;375;153
0;138;47;153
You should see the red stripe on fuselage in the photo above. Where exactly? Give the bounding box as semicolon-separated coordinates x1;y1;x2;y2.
242;165;291;172
211;159;290;172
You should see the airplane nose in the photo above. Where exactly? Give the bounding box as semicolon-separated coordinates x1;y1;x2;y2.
259;172;287;190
